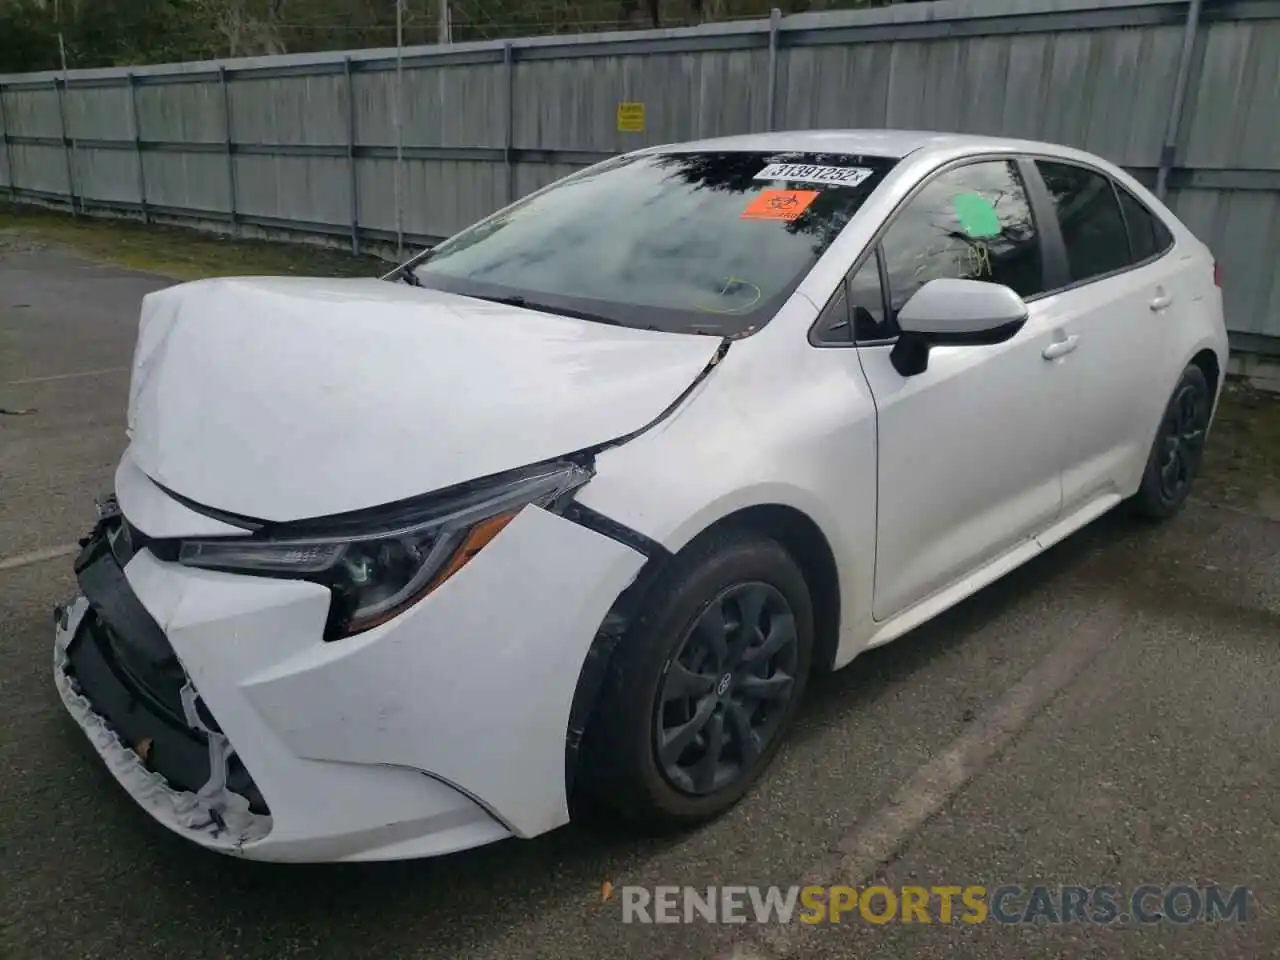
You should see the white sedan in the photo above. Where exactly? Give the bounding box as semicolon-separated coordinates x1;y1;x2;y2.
54;130;1227;862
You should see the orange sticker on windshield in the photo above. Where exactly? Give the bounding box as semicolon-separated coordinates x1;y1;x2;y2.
741;189;819;221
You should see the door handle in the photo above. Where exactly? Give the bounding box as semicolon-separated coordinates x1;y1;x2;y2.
1149;294;1173;312
1042;335;1079;360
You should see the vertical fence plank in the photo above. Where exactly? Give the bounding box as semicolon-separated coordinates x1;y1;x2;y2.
394;24;405;257
504;42;515;205
54;77;78;216
219;66;239;233
766;7;781;131
345;56;361;254
127;73;150;223
0;82;13;199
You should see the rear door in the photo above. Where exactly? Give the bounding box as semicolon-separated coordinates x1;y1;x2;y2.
853;158;1074;621
1029;160;1185;514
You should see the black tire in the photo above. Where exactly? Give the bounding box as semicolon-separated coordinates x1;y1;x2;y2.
582;528;814;829
1131;363;1211;521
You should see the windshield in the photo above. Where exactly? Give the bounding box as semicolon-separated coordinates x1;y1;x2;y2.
408;150;898;337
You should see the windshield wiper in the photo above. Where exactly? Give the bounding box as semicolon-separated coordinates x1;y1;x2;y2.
465;294;629;328
380;246;434;286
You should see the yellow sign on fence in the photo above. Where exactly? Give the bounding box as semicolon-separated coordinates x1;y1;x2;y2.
617;101;645;133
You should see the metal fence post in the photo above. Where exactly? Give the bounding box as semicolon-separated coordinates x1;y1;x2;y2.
219;66;239;234
54;77;79;216
394;0;405;258
126;73;149;223
1156;0;1203;200
503;42;515;205
345;57;361;255
0;82;14;200
766;8;781;132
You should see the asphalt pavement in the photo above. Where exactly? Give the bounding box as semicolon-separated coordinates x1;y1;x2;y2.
1;239;1277;960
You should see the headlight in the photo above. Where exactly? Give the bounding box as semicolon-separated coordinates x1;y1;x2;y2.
177;461;591;638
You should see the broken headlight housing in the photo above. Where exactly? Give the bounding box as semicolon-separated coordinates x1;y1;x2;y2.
177;461;591;638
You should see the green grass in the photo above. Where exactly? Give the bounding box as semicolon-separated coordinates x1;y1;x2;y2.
0;200;387;281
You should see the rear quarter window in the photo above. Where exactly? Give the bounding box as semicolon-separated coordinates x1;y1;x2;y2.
1115;184;1175;263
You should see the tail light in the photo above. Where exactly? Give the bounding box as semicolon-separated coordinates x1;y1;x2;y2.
1213;260;1222;287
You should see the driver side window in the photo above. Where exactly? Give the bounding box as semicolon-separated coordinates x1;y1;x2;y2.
880;160;1046;321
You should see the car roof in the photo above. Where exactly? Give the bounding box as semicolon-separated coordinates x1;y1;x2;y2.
642;129;1073;162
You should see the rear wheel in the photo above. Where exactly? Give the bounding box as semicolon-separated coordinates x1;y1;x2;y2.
583;528;814;828
1132;364;1211;521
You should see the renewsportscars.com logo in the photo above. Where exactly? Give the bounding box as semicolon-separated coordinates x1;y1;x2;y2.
606;884;1250;925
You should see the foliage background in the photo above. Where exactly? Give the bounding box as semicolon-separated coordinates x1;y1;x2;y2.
0;0;909;72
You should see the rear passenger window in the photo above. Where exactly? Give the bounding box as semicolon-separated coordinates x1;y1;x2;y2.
1036;160;1130;284
1115;184;1173;263
880;160;1045;318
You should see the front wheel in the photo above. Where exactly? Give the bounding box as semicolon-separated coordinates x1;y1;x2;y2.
582;529;814;829
1131;364;1211;521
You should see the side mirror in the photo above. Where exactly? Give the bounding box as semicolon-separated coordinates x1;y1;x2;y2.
891;278;1029;377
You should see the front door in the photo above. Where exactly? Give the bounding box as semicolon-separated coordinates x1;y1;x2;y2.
856;158;1075;621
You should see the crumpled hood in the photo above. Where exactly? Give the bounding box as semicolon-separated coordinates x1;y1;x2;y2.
126;276;721;522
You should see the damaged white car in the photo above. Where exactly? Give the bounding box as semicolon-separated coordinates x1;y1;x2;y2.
55;130;1228;862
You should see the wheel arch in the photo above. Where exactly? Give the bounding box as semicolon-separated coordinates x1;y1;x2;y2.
1138;340;1226;472
564;500;843;805
1189;346;1222;409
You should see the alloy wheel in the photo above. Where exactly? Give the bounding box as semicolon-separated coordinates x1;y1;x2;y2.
1159;380;1209;503
654;582;800;796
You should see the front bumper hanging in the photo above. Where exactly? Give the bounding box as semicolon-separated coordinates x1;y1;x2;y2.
53;506;271;851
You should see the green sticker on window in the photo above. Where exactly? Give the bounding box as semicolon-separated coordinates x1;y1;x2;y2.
953;192;1002;238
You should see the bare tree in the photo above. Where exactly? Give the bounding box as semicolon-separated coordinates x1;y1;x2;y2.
617;0;718;28
191;0;287;56
617;0;658;28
